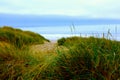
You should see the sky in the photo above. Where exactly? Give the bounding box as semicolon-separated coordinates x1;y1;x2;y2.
0;0;120;40
0;0;120;19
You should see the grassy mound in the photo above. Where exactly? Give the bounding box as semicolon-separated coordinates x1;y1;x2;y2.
55;37;120;79
0;26;49;79
0;41;41;79
0;26;49;48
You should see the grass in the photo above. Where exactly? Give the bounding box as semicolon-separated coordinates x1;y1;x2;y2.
0;26;49;79
0;26;49;48
56;37;120;79
0;26;120;80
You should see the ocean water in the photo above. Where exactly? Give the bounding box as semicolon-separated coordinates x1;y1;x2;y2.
19;24;120;41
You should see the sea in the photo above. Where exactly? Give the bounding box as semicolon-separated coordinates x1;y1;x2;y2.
19;24;120;41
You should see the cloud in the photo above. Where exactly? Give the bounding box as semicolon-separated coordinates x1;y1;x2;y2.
0;0;120;19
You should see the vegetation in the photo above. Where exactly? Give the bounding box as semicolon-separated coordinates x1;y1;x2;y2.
0;26;49;79
0;26;49;48
56;37;120;79
0;26;120;80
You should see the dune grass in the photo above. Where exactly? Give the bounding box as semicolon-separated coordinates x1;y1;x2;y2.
0;26;120;80
0;26;49;48
33;37;120;80
56;37;120;80
0;26;49;79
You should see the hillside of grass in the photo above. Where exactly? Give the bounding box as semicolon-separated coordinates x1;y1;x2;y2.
56;37;120;79
0;26;120;80
0;26;49;79
0;26;49;48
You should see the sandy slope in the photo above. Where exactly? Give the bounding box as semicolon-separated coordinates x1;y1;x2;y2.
30;41;57;53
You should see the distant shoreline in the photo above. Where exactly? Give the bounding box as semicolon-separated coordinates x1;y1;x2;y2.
50;40;57;43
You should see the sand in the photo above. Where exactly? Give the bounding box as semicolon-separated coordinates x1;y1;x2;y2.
30;41;57;53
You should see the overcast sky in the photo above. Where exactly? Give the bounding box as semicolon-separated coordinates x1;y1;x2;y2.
0;0;120;19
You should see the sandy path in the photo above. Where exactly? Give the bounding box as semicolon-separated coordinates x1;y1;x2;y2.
30;41;57;53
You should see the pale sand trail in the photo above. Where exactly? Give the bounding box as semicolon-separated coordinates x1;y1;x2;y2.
30;41;57;53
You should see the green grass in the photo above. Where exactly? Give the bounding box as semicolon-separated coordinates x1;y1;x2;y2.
56;37;120;80
0;26;120;80
0;26;49;48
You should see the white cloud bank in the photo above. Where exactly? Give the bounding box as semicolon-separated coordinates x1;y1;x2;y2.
0;0;120;18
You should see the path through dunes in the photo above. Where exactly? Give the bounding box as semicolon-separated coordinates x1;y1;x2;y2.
30;41;57;54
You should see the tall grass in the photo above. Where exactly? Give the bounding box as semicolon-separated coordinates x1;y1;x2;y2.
0;26;120;79
56;37;120;80
0;26;49;48
0;42;42;79
26;37;120;80
0;26;50;79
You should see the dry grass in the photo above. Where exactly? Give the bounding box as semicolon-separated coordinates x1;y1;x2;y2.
0;26;120;80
